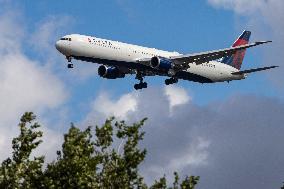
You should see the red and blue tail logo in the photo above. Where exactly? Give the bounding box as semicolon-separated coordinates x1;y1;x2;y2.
220;30;251;70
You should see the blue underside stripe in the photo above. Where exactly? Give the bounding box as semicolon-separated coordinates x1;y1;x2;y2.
73;56;213;83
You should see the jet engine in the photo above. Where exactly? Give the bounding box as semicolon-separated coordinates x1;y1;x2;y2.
98;65;125;79
150;56;173;70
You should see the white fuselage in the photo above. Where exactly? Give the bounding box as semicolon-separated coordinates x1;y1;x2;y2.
55;34;245;82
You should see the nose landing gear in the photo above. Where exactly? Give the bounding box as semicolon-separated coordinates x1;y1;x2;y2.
67;63;73;68
66;56;73;68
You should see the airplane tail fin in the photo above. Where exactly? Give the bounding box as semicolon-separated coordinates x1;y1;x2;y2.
220;30;251;70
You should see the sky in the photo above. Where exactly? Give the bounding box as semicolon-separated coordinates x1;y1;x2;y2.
0;0;283;188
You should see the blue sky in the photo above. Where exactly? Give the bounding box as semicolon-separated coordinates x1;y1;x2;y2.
1;1;284;188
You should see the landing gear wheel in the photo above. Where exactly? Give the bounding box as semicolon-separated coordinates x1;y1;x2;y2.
172;78;178;83
67;63;74;68
134;82;148;90
142;82;147;88
165;79;171;85
134;84;139;90
134;71;148;90
165;78;178;85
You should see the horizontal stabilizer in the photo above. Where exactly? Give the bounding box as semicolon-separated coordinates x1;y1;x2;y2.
231;65;279;75
170;41;272;66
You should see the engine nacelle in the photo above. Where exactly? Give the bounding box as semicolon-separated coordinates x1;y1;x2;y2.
150;56;173;70
98;65;125;79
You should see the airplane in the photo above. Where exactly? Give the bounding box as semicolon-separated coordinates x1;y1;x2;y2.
55;30;278;90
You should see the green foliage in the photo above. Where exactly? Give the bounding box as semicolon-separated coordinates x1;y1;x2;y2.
150;173;199;189
43;125;98;188
0;112;200;189
0;112;44;189
94;118;147;188
150;175;167;189
180;176;200;189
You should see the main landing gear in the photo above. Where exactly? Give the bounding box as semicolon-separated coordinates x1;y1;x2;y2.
165;77;178;85
134;82;147;90
66;56;73;68
134;73;147;90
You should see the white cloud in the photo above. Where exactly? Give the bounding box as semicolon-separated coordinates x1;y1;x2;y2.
146;137;210;179
84;86;192;125
0;53;67;125
168;137;210;169
82;86;284;188
208;0;265;14
208;0;284;89
32;124;63;163
208;0;284;31
0;11;23;54
164;85;191;113
83;91;138;126
0;11;68;161
92;92;138;119
82;86;209;183
29;15;72;57
29;15;99;81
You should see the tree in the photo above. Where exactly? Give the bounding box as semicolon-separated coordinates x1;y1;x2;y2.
0;112;199;189
0;112;44;189
43;125;98;188
94;118;148;188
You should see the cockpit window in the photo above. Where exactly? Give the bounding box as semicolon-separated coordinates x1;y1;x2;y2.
60;37;72;41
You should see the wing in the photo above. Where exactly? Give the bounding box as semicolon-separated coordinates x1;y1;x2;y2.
169;41;272;67
231;65;278;75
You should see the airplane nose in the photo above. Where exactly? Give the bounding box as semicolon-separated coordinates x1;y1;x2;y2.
55;40;67;55
55;41;61;51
